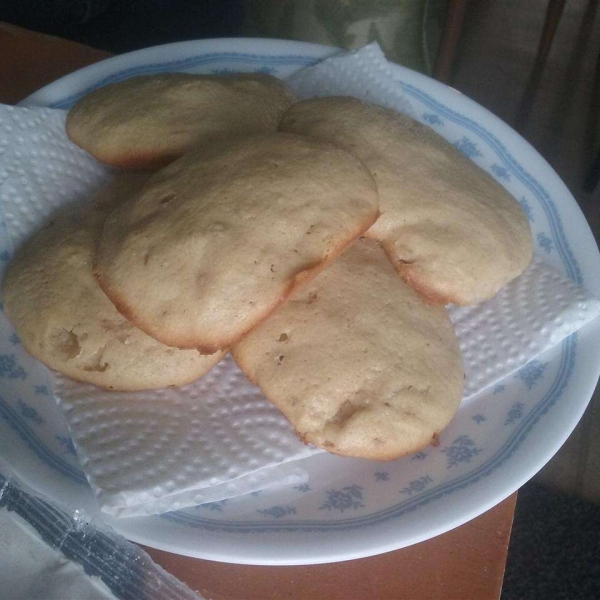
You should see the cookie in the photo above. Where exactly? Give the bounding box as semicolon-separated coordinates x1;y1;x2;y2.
233;238;464;460
280;97;532;305
95;133;379;352
2;203;224;391
66;72;295;169
90;171;153;210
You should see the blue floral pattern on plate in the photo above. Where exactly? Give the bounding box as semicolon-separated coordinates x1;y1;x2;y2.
422;112;443;126
537;232;554;253
400;476;433;496
519;197;534;222
294;483;311;493
411;452;428;461
491;163;511;180
504;403;525;426
454;136;482;158
516;360;548;390
258;505;296;518
0;354;27;380
320;486;364;512
442;436;482;468
17;399;45;425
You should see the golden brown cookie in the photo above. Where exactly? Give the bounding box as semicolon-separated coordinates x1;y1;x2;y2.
2;202;224;391
94;133;379;353
233;238;464;460
90;171;153;209
280;96;532;305
66;72;295;169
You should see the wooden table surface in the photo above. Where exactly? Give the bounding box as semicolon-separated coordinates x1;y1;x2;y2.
0;22;517;600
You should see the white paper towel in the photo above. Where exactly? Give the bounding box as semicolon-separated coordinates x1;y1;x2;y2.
52;356;315;517
287;42;417;118
0;106;112;252
1;44;599;518
449;256;600;398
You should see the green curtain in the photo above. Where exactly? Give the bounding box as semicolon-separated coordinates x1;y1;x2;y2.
247;0;447;74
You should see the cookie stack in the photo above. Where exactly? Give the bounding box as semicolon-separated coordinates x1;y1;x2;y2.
2;73;532;461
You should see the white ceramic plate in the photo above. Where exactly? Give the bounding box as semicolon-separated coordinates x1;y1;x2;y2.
1;38;599;565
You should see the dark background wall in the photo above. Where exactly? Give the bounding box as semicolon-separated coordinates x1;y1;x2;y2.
0;1;246;53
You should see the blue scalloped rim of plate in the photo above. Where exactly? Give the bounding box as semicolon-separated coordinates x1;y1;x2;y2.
0;48;583;533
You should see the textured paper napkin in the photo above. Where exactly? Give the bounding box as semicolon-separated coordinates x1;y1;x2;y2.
1;44;598;518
